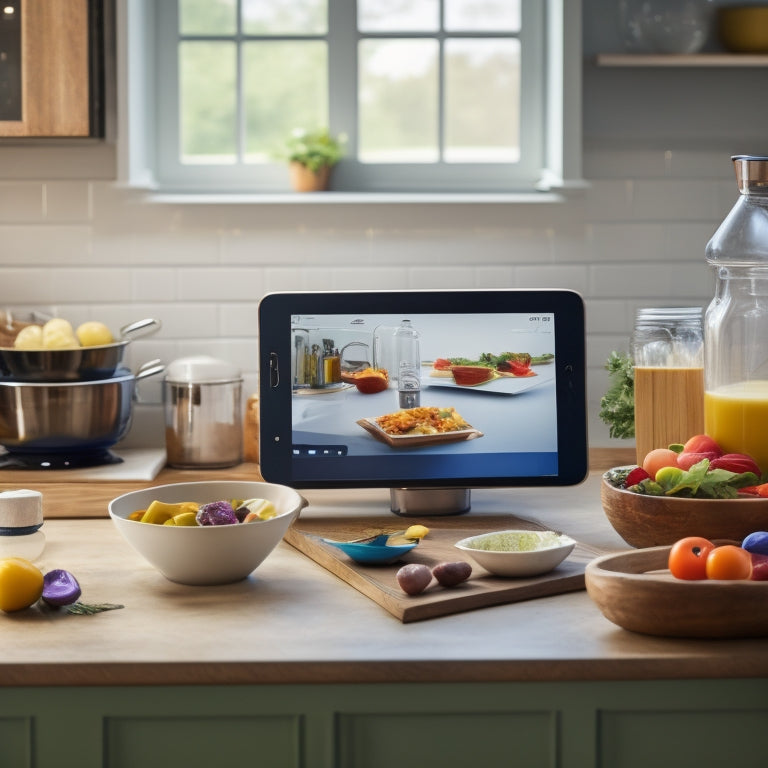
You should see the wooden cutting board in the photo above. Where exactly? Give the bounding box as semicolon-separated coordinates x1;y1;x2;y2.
284;513;604;623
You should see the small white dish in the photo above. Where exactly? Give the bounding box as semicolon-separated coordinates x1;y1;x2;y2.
455;529;575;577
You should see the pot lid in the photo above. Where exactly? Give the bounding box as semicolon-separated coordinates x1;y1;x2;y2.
165;356;242;384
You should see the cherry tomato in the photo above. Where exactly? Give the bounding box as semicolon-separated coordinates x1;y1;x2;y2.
705;545;753;580
642;448;679;480
668;537;715;580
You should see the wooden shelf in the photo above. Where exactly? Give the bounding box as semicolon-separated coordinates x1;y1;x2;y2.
595;53;768;68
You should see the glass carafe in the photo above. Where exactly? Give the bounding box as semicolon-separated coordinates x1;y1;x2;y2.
704;155;768;472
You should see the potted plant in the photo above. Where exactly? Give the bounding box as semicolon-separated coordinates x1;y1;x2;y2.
279;128;346;192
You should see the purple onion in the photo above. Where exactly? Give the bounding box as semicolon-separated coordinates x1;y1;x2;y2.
42;569;82;607
196;501;238;526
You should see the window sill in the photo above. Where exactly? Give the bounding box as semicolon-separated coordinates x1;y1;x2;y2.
127;190;578;205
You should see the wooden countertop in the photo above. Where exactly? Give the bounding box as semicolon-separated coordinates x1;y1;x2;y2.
3;448;768;688
0;448;635;519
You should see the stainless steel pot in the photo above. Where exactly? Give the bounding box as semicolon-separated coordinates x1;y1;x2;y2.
0;360;164;455
0;318;161;382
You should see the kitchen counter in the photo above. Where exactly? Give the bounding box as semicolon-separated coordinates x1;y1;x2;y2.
2;451;768;687
2;448;767;768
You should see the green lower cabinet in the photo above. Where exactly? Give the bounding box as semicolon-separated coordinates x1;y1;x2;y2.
104;714;303;768
0;679;766;768
598;708;768;768
336;710;556;768
0;716;32;768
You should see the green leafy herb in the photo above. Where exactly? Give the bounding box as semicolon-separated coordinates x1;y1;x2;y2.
599;351;635;439
64;602;124;615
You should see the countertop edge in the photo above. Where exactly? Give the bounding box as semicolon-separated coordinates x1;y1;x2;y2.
3;658;768;688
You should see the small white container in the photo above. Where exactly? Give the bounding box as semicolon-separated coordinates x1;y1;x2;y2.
0;489;46;560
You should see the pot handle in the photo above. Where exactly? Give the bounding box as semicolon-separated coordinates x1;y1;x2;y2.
134;358;166;381
119;318;162;341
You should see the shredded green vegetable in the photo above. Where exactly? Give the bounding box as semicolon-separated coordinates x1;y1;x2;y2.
468;531;561;552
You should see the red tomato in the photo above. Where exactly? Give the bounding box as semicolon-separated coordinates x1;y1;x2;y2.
668;537;715;580
705;545;753;580
642;448;680;480
682;434;723;455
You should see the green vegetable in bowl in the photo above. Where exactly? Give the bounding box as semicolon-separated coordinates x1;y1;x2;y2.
608;459;759;499
599;351;635;439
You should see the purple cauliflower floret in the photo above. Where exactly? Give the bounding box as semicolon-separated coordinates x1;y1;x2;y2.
196;500;238;526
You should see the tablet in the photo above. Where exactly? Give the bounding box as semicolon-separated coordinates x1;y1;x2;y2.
258;289;588;494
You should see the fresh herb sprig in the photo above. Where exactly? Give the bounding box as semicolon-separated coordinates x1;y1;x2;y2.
599;351;635;439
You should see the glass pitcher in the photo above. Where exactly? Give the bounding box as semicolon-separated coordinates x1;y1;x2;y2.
704;155;768;472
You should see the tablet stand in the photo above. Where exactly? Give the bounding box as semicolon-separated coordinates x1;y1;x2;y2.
389;487;471;516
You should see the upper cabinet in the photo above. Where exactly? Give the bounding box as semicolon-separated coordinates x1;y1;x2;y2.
0;0;104;138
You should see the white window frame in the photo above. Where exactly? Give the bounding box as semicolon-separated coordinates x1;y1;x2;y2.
116;0;582;198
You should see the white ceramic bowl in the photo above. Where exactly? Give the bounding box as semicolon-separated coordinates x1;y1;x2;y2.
109;480;306;585
455;529;576;577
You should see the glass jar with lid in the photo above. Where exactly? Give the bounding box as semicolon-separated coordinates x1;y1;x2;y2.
704;155;768;472
632;307;704;464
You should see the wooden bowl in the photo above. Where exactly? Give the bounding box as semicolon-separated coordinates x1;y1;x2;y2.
586;546;768;638
601;469;768;548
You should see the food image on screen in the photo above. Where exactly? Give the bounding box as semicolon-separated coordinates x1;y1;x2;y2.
286;310;560;483
374;406;470;435
432;352;536;382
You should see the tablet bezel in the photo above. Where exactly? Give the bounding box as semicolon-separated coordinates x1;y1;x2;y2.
258;289;588;489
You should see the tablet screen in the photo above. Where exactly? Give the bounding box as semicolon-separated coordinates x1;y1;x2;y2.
258;290;587;490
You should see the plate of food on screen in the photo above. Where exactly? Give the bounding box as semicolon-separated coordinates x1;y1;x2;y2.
425;352;555;394
357;406;483;447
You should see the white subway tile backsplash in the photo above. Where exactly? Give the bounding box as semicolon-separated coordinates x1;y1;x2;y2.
0;146;743;448
0;225;92;263
0;183;44;222
44;182;91;222
177;267;266;301
515;265;589;293
631;179;720;221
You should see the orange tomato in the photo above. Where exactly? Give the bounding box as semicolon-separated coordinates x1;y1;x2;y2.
642;448;680;480
705;545;753;580
668;536;715;580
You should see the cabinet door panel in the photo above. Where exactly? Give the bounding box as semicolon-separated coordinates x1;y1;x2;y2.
0;0;91;137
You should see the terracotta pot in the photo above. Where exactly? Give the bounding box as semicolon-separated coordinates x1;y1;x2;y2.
289;162;331;192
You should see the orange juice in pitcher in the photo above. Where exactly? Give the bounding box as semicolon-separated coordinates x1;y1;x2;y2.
704;381;768;472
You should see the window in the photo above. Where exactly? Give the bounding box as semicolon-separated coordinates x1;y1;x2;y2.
119;0;581;195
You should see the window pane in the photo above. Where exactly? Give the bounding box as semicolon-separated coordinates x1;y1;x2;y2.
357;0;439;32
242;0;327;35
359;39;438;163
444;38;520;162
179;42;237;163
179;0;236;35
243;41;328;162
444;0;520;32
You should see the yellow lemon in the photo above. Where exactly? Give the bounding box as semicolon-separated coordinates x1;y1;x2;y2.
0;558;44;612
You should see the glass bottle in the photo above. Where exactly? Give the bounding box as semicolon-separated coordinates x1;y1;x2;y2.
704;155;768;472
394;319;421;408
632;307;704;464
